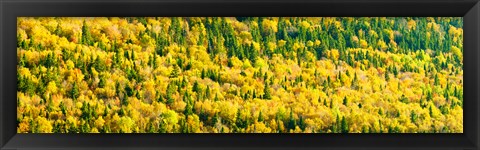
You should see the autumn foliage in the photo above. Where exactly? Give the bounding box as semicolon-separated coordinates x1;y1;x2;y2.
17;17;463;133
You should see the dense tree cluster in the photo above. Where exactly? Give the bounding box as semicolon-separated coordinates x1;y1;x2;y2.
17;17;463;133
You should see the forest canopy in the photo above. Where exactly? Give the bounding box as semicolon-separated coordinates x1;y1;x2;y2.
17;17;463;133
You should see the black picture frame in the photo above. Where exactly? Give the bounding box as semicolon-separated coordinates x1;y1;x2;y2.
1;0;479;150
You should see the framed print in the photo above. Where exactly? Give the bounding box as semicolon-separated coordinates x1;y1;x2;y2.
1;0;479;150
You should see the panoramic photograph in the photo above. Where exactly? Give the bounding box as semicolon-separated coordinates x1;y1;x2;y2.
16;17;463;133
